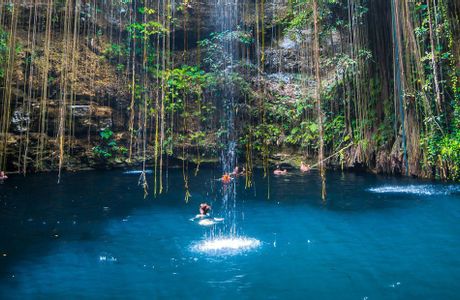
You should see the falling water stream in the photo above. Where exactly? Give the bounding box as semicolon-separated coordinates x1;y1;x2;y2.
217;0;238;236
194;0;260;254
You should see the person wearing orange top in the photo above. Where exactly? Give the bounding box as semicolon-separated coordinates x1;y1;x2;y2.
221;173;232;184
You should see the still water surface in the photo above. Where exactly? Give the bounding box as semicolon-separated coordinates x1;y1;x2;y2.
0;168;459;299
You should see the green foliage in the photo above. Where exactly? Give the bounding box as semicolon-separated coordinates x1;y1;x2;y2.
155;65;216;151
0;29;8;79
372;123;393;147
357;49;373;61
323;53;357;72
324;115;346;145
116;63;125;73
103;43;127;60
190;131;207;147
126;5;164;39
138;6;156;15
438;133;460;180
92;129;127;159
162;65;210;113
127;21;166;39
414;0;458;127
287;9;310;32
285;0;364;35
424;131;460;180
252;124;282;152
198;29;253;72
286;121;319;147
100;128;113;140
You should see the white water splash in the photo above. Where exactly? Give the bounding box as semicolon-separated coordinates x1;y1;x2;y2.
368;185;460;196
192;237;261;255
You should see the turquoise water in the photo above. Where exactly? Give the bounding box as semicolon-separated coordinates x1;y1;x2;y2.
1;168;459;299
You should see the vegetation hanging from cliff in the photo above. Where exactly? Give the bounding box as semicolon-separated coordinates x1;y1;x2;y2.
0;0;459;196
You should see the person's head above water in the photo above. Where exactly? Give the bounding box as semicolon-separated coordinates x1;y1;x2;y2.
200;203;211;215
300;161;311;172
273;166;288;175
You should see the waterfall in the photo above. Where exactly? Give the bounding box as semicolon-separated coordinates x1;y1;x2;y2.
215;0;239;237
194;0;260;255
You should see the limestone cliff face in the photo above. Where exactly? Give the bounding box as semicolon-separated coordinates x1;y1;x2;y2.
4;8;131;171
3;0;435;178
4;0;297;172
12;32;128;131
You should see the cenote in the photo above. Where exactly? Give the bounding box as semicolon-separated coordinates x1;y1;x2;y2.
1;0;460;299
1;168;460;299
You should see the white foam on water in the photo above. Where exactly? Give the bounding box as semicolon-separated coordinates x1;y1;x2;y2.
367;185;460;196
197;218;224;227
192;237;261;255
198;219;216;226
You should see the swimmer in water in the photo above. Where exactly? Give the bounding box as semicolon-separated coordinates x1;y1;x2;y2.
273;165;288;175
196;202;211;219
0;171;7;180
300;161;311;173
232;166;246;177
231;166;240;176
190;203;225;225
190;203;211;221
221;173;232;184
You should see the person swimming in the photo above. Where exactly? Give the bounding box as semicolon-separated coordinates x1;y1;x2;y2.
232;166;247;176
190;202;224;225
221;173;232;184
273;165;288;175
190;202;214;223
231;166;240;176
300;162;311;173
0;171;7;180
195;202;211;219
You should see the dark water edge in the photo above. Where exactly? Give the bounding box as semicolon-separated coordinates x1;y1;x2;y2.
4;151;450;183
